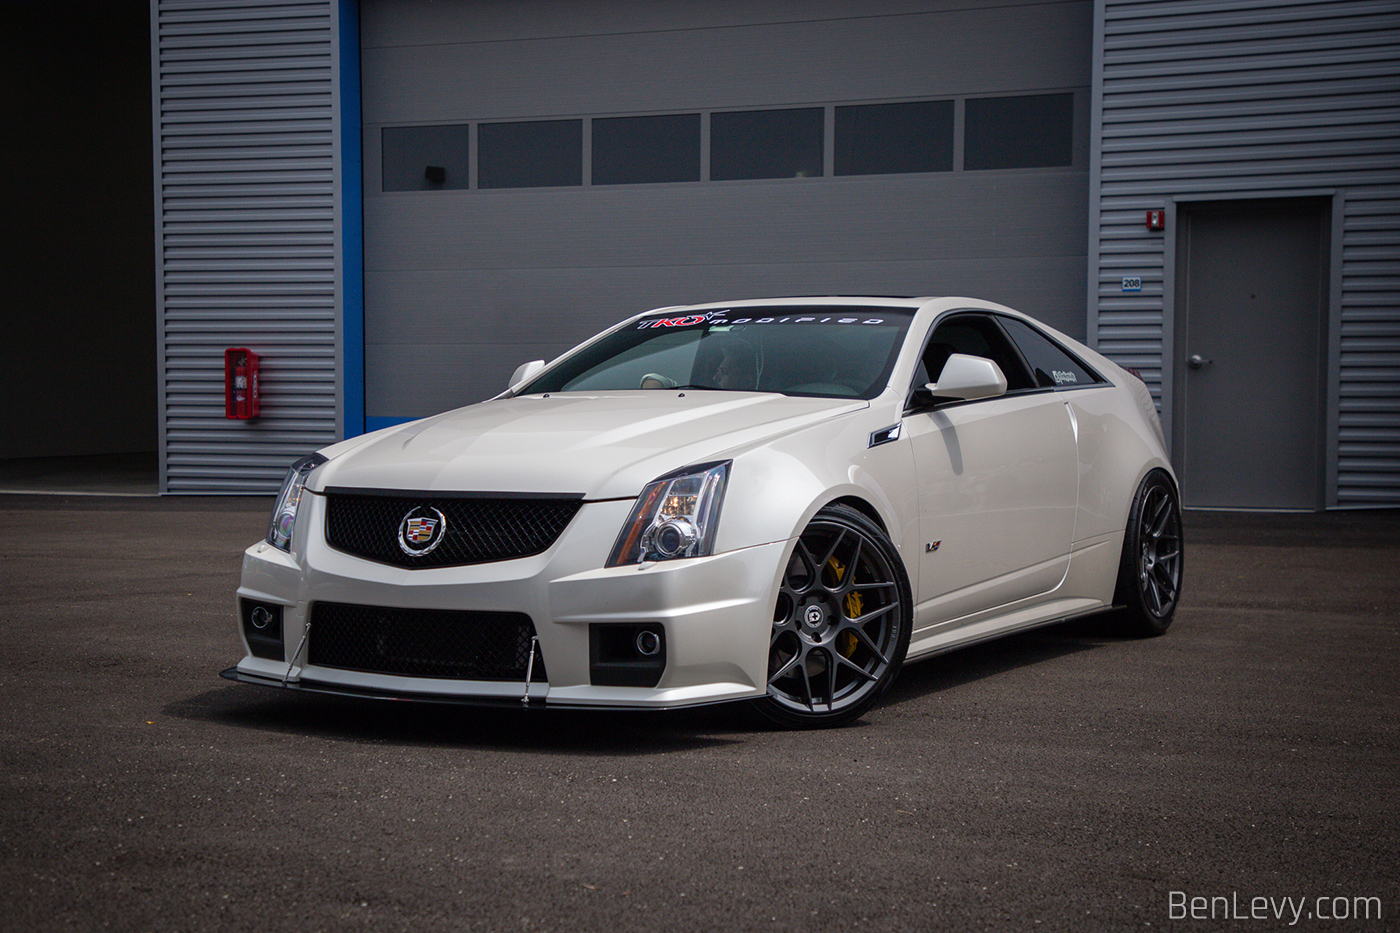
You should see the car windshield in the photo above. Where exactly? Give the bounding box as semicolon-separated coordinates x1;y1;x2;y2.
518;305;916;399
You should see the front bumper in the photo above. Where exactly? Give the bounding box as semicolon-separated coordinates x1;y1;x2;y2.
229;493;786;709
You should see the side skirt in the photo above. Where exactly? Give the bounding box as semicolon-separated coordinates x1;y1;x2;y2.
904;598;1109;663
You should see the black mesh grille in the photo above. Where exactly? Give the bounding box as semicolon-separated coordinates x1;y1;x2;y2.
308;602;545;682
323;489;583;569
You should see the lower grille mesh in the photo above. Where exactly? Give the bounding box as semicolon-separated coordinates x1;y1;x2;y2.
308;602;545;682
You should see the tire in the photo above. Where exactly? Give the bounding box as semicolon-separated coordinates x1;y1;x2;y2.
1113;470;1184;637
754;504;912;728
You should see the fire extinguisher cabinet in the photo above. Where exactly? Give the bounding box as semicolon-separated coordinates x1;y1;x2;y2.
224;348;260;419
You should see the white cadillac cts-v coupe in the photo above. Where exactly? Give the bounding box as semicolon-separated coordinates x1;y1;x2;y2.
224;297;1183;727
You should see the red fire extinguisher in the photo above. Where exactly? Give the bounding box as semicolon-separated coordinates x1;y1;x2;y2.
225;348;260;419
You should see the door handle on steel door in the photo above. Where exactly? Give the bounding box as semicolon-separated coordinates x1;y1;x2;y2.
1188;354;1212;370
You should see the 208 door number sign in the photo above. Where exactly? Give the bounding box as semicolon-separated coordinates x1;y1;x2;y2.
1122;277;1143;293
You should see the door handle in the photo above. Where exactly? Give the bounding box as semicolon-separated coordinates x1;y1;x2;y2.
1188;354;1212;370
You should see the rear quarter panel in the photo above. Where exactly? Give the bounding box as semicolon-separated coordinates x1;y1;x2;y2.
1064;372;1174;545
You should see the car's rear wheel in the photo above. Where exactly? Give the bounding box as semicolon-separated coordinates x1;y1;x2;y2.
1113;470;1183;636
754;504;912;728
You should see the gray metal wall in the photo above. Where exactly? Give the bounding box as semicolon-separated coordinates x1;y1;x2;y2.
360;0;1093;419
1089;0;1400;507
152;0;347;493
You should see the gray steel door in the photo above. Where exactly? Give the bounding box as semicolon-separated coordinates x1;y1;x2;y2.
1177;200;1327;509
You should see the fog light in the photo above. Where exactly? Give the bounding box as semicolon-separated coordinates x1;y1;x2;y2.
240;599;284;661
635;630;661;657
589;623;666;687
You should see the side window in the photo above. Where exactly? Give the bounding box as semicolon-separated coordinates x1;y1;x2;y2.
997;317;1101;389
916;314;1035;392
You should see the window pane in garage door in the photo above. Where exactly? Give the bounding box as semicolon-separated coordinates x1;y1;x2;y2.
382;124;470;191
712;108;824;181
835;100;952;176
965;94;1073;170
593;113;701;185
479;119;583;189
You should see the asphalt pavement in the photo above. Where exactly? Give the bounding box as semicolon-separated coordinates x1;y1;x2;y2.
1;495;1396;932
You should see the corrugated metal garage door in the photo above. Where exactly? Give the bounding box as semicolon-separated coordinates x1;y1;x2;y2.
1089;0;1400;507
153;0;345;493
359;0;1094;421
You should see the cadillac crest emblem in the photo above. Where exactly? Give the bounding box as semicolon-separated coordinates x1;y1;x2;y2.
398;505;447;557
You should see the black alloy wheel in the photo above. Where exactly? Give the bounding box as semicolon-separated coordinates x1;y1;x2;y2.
755;503;912;728
1114;469;1184;636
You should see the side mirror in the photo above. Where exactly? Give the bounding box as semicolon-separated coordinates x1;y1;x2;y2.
910;353;1008;410
508;359;545;391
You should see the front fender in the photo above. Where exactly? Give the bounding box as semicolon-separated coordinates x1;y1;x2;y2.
713;406;917;565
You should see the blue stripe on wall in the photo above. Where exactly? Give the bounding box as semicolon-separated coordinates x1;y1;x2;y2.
340;0;366;439
365;416;421;433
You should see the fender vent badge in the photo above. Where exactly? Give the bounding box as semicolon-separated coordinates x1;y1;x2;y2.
869;423;902;448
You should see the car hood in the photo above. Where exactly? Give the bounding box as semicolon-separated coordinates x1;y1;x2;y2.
312;392;868;500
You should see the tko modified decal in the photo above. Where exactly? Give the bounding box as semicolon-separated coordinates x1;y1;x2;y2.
639;312;889;329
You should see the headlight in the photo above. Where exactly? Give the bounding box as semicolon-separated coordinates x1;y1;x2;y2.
607;461;730;566
266;453;327;552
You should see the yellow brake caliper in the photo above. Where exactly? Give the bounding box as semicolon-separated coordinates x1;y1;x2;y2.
825;557;864;658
